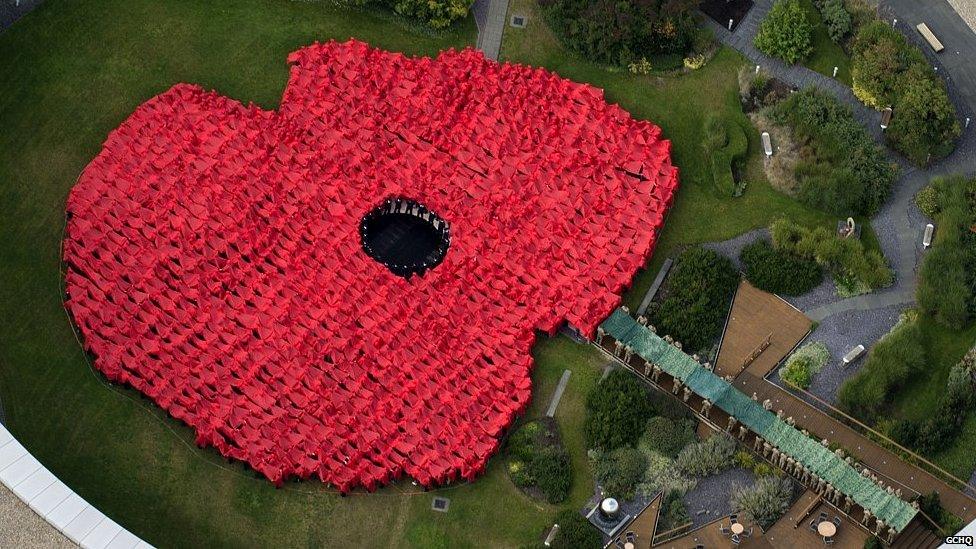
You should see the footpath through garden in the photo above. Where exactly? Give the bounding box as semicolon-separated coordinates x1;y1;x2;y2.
472;0;508;59
705;0;976;322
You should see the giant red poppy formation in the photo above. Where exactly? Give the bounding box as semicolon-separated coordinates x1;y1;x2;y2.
62;40;679;491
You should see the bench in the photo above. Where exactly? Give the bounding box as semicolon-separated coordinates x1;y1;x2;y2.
842;345;865;366
880;107;892;130
923;223;935;248
916;23;944;53
761;132;773;157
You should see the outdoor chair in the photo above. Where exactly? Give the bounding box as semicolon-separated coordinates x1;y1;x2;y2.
719;523;731;534
744;526;754;537
730;514;739;524
731;533;741;545
615;540;625;549
832;515;842;527
626;531;636;542
818;511;828;521
809;519;818;532
824;536;835;545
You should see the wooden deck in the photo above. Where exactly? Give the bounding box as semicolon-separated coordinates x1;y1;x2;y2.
765;491;869;549
715;280;812;379
654;515;769;549
607;493;661;549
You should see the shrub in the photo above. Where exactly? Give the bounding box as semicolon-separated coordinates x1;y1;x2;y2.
595;446;647;500
769;88;897;216
539;0;701;66
729;476;793;529
585;369;654;450
628;57;653;75
741;239;823;296
551;509;602;549
863;536;883;549
770;219;892;294
779;341;829;389
636;449;696;498
703;115;748;197
838;311;925;420
507;420;572;503
675;433;737;477
343;0;471;29
649;247;739;352
851;21;960;165
638;416;697;459
754;0;814;64
916;176;976;328
917;492;965;537
683;54;706;70
658;489;691;531
816;0;852;43
886;66;961;166
915;184;941;218
892;358;975;453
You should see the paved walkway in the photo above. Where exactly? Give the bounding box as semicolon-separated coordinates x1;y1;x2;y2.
545;370;572;417
472;0;509;60
707;0;976;323
0;0;42;32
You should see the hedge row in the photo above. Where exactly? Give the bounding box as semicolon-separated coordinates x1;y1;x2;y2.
852;21;960;165
648;247;740;353
538;0;702;66
769;88;897;217
740;238;824;296
343;0;471;29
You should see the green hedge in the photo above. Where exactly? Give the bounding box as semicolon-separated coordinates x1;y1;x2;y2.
594;446;647;499
740;239;823;296
851;21;960;165
916;176;976;328
755;0;814;64
506;420;572;503
837;311;925;420
637;416;697;459
648;247;739;353
703;114;748;197
538;0;700;66
342;0;472;29
770;88;897;217
584;369;654;450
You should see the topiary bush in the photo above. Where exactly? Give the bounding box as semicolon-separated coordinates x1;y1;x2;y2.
506;420;573;503
675;433;737;477
769;88;897;217
584;369;654;450
741;239;823;296
754;0;814;64
648;247;739;353
729;476;794;529
595;446;647;500
551;509;602;549
538;0;701;66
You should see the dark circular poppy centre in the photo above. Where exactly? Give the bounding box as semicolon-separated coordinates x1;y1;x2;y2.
360;198;450;278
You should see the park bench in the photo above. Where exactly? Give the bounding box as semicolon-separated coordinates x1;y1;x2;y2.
923;223;935;248
916;23;944;53
761;132;773;157
842;345;865;366
880;107;892;130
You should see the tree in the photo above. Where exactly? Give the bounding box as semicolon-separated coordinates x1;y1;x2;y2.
754;0;814;64
551;509;602;549
584;369;654;450
886;66;961;165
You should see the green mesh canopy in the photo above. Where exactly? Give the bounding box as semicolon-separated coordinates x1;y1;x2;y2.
599;309;917;532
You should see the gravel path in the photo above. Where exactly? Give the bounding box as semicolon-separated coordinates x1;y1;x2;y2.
683;467;756;528
769;303;906;404
948;0;976;33
0;484;75;548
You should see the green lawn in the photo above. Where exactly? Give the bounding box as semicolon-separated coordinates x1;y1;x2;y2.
1;0;844;546
799;0;853;85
